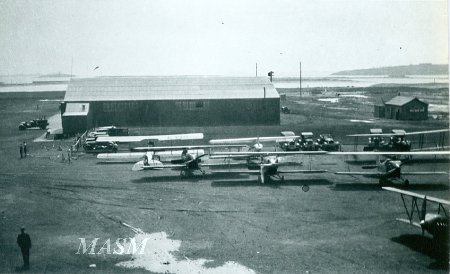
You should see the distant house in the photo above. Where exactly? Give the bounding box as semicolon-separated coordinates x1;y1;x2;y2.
374;96;428;120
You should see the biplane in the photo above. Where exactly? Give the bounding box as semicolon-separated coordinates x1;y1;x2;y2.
382;187;449;242
332;151;450;185
210;151;328;184
131;148;243;177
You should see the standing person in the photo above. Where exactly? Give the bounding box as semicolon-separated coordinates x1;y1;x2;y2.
23;142;27;158
17;227;31;269
19;144;23;159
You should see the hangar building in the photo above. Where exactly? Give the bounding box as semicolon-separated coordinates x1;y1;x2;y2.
61;76;280;135
373;96;428;120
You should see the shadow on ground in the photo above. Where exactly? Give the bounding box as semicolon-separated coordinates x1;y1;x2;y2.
131;173;248;184
211;178;332;188
391;234;449;270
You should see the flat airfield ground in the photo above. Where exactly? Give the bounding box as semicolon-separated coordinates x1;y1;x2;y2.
0;86;449;273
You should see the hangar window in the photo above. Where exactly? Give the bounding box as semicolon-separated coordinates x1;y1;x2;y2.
103;102;139;112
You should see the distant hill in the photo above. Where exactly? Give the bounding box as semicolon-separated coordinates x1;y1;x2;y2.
332;63;448;76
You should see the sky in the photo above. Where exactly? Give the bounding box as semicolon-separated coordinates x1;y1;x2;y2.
0;0;448;77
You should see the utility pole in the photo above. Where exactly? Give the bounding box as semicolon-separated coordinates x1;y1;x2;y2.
268;71;274;82
256;63;258;77
299;61;302;97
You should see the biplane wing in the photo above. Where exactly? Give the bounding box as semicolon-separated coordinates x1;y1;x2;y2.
211;169;327;175
209;136;300;144
132;160;184;171
382;187;449;237
382;187;450;206
328;151;450;156
131;144;246;152
95;133;204;143
335;171;381;176
401;171;448;175
212;151;328;157
347;128;449;137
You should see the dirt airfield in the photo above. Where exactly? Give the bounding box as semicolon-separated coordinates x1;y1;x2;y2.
0;85;449;273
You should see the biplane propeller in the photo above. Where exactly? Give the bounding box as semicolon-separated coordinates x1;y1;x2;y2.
332;151;450;185
210;151;327;184
131;148;242;177
383;187;449;242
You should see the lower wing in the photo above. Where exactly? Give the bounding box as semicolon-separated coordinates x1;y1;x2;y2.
335;171;381;176
401;171;448;175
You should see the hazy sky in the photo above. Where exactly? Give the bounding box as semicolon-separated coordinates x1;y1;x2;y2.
0;0;448;77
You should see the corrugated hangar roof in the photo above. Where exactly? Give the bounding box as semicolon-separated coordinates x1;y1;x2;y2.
64;76;279;101
385;96;427;106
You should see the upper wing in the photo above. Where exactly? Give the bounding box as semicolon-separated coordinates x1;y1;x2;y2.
96;133;204;143
347;128;449;137
328;151;450;156
382;187;450;206
209;136;299;144
131;144;246;152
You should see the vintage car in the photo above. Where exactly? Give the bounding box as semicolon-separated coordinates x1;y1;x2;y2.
317;134;341;151
299;132;320;151
281;106;290;114
278;131;301;151
83;140;118;153
18;118;49;130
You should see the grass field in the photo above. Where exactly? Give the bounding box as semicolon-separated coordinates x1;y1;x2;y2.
0;86;448;273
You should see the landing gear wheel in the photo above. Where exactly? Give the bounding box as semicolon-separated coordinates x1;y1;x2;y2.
302;185;310;192
404;179;410;186
180;170;187;178
281;176;285;182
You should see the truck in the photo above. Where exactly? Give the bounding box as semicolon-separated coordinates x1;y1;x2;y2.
18;118;49;130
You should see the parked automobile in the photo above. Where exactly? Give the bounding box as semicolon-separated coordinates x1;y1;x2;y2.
18;118;49;130
83;140;118;153
278;131;300;151
281;106;290;114
317;134;341;151
299;132;319;151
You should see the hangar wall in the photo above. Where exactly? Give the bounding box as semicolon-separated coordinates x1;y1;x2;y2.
84;98;279;127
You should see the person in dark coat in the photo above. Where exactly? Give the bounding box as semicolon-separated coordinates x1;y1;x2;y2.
23;142;27;158
17;227;31;269
19;144;23;159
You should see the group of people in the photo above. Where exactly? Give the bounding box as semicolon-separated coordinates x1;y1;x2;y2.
19;142;27;159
